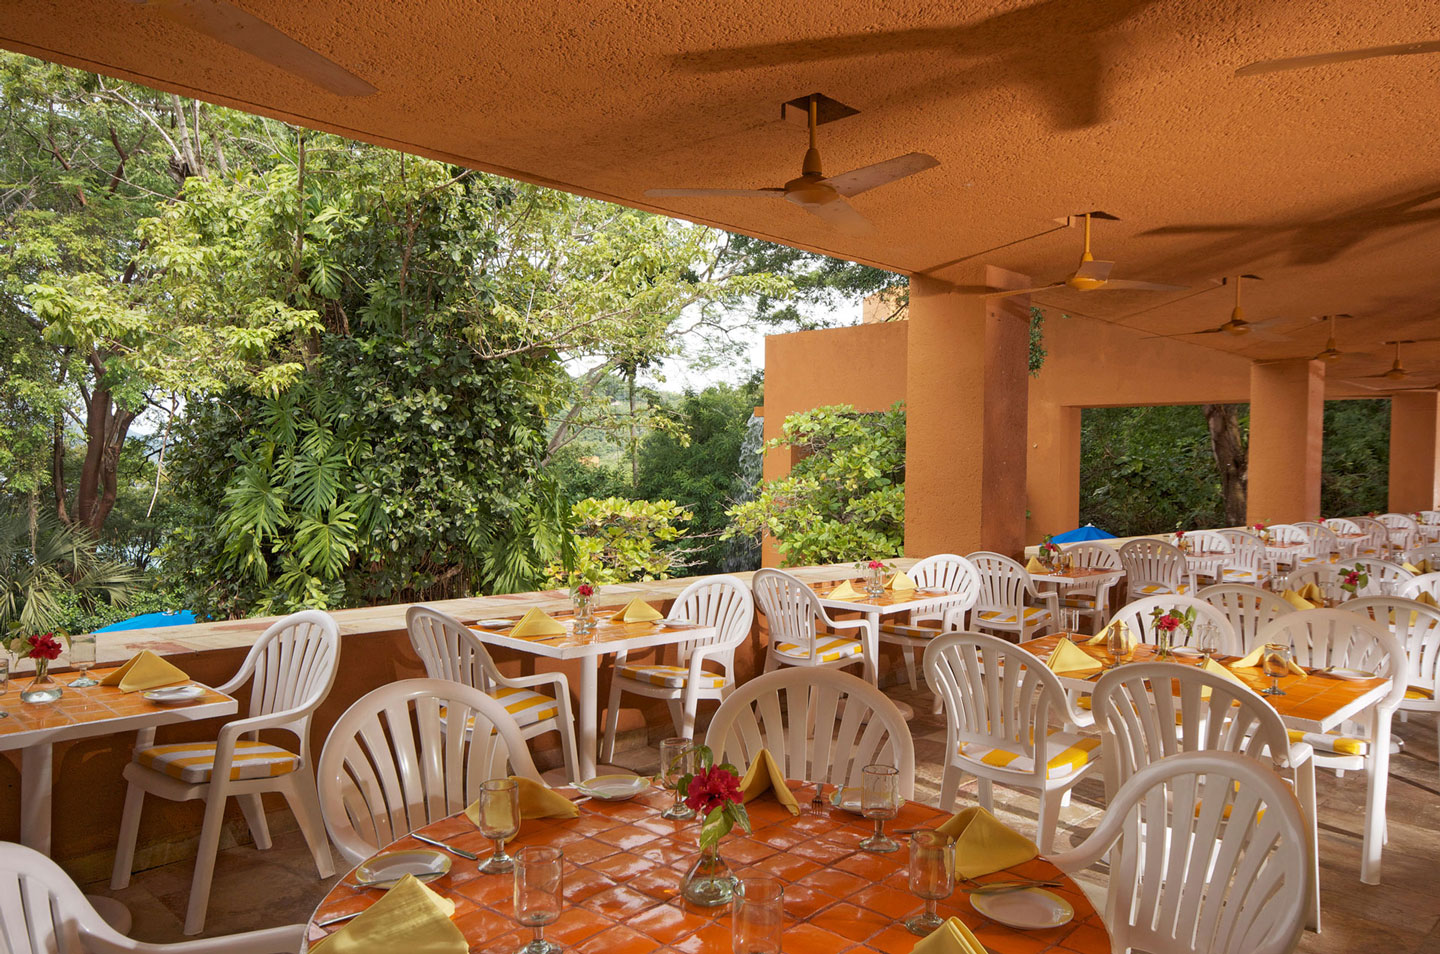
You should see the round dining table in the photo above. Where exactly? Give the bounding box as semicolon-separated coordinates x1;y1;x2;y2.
306;783;1110;954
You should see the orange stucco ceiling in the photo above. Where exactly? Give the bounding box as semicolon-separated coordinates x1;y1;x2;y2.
4;0;1439;393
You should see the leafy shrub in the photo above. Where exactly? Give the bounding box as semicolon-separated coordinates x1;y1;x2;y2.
547;497;692;585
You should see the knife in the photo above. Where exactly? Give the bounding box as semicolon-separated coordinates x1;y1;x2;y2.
413;833;479;860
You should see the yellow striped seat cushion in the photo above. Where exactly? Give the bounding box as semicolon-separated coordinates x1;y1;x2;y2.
1405;685;1435;701
879;621;946;639
1060;595;1098;609
956;730;1100;779
1135;583;1191;595
1287;728;1368;757
774;635;863;664
1221;569;1263;582
443;686;562;730
975;607;1051;627
135;740;300;784
616;664;727;690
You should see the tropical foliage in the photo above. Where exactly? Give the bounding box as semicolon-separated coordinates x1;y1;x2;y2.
0;510;139;633
547;497;693;586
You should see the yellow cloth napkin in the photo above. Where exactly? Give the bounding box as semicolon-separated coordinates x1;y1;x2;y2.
1024;556;1045;574
887;570;918;592
1298;582;1325;603
464;776;578;828
1403;562;1421;574
509;608;565;638
1229;646;1306;675
1046;637;1100;675
310;874;465;954
911;917;988;954
1085;620;1135;648
934;806;1038;879
610;597;663;623
1198;657;1250;698
738;749;799;816
828;580;862;600
97;650;189;693
1280;589;1315;611
1417;591;1439;607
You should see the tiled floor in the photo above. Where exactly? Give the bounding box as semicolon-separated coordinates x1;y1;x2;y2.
83;679;1440;952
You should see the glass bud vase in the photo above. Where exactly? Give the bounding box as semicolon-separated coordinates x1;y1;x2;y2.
21;659;63;704
864;565;886;598
680;843;736;907
572;593;595;636
1155;627;1173;659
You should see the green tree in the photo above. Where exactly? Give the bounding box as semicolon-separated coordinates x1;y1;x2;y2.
0;510;139;633
546;497;692;585
1322;399;1389;517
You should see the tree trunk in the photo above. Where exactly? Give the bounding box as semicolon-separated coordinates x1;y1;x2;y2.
1202;404;1247;525
62;378;136;535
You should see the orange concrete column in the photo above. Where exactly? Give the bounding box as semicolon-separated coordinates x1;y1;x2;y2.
905;267;1032;557
1247;359;1324;524
1026;403;1081;543
1388;391;1440;512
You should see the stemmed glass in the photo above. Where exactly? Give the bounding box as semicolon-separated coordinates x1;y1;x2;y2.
658;737;696;820
476;778;520;873
1261;643;1291;696
514;846;563;954
1196;622;1221;662
1107;623;1133;670
68;633;98;687
906;830;954;935
858;764;900;853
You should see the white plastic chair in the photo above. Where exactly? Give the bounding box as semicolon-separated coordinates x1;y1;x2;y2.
1349;516;1390;559
923;632;1100;851
966;550;1057;642
1216;529;1270;584
1379;512;1420;551
876;554;980;691
1198;583;1296;653
1118;538;1192;600
317;678;544;865
1323;517;1366;560
1048;752;1309;954
3;841;304;954
1108;594;1240;655
1182;531;1232;586
1344;597;1440;783
1276;565;1345;606
407;605;579;783
1292;521;1341;565
1418;511;1440;544
1255;609;1406;884
1054;542;1123;629
1399;571;1440;601
111;610;339;935
704;668;915;798
601;574;754;759
753;568;871;675
1351;558;1415;597
1402;545;1440;569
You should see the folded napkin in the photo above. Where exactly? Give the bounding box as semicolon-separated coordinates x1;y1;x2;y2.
310;874;466;954
98;650;189;693
510;608;566;638
827;580;862;600
1198;657;1250;699
934;806;1038;879
1046;637;1100;675
1229;646;1306;675
1280;589;1315;611
911;917;988;954
1085;620;1135;648
464;776;578;829
887;570;918;593
1403;560;1432;574
610;597;662;623
1298;582;1325;603
1024;556;1045;574
738;749;799;815
1418;591;1439;607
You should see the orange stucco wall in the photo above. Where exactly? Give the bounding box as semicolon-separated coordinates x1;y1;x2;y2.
1389;391;1440;512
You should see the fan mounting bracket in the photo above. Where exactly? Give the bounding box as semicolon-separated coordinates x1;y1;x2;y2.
783;94;861;126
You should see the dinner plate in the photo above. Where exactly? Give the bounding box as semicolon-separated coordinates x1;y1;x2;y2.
917;587;951;596
475;618;516;629
574;774;650;801
830;786;864;814
657;619;701;630
1169;646;1203;657
354;849;450;888
969;886;1074;930
1325;667;1375;680
142;685;205;704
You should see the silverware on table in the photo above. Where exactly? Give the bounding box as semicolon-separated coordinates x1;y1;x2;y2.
967;879;1063;893
316;909;367;927
413;833;479;860
810;780;827;814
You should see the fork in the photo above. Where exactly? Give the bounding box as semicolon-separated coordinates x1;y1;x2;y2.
809;779;827;814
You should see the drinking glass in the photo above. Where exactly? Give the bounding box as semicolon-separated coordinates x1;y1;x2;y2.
514;846;563;954
476;778;520;873
1062;608;1080;635
1261;643;1291;696
906;830;954;935
1107;622;1133;669
658;737;696;821
68;633;98;687
858;764;900;853
1196;622;1221;662
732;877;784;954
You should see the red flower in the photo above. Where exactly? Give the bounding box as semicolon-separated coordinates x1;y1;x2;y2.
1343;571;1360;586
867;560;885;570
575;583;594;598
683;765;742;815
1154;614;1180;633
27;633;63;661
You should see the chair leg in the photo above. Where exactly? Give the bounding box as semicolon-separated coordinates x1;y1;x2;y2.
237;793;271;850
556;709;580;785
600;678;624;764
901;646;919;692
680;691;700;741
183;790;229;935
666;699;685;738
977;778;994;812
110;781;145;889
1296;760;1321;932
279;773;335;879
940;764;962;811
1036;787;1065;854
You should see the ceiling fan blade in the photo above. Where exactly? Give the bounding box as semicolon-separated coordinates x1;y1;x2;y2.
643;188;785;198
800;197;874;236
1096;279;1189;293
979;283;1066;299
1236;40;1440;77
823;153;940;197
142;0;376;96
1073;259;1114;283
1343;378;1440;392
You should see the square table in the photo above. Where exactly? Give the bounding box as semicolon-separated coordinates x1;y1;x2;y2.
472;615;718;780
0;667;236;853
811;582;970;686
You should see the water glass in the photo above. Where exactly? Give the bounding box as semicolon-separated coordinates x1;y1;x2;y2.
1261;643;1291;696
906;831;954;935
658;737;696;820
476;778;520;873
1196;622;1221;661
514;846;563;954
858;764;900;853
68;633;98;687
732;877;784;954
1063;608;1080;634
1107;622;1133;669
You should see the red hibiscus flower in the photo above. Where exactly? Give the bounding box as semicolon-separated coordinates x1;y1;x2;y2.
27;633;63;661
1343;571;1360;586
867;560;885;570
575;583;594;598
1154;614;1180;633
683;765;743;815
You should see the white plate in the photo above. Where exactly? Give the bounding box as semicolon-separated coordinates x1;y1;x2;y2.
574;774;650;801
142;685;205;704
1169;646;1203;657
830;786;864;814
1325;667;1375;680
355;849;450;888
917;587;951;596
657;619;700;630
475;618;516;629
970;886;1074;930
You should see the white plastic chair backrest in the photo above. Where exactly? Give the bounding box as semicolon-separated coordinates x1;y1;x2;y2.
1093;663;1297;799
1343;597;1440;697
1399;571;1440;601
1117;539;1188;590
1350;516;1390;551
317;678;542;864
1324;517;1360;535
1216;530;1266;572
1185;530;1230;555
1403;545;1440;567
406;605;503;692
1293;521;1340;559
1278;564;1345;604
965;551;1034;615
1351;559;1414;596
668;574;755;670
1421;510;1440;527
704;668;915;797
1198;584;1297;652
1267;523;1308;547
1109;595;1239;655
752;568;833;660
228;610;339;759
908;554;981;611
1379;512;1419;548
1254;610;1406;712
922;632;1079;781
1048;751;1309;954
1061;542;1122;570
0;841;137;954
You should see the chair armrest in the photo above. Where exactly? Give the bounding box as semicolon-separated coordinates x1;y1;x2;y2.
216;700;321;746
825;618;872;635
84;923;307;954
501;670;574;702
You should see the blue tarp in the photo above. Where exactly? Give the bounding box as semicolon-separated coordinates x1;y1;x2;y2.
1050;524;1115;543
95;611;197;633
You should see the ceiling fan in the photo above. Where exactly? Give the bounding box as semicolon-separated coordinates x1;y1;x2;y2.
643;95;939;236
1236;40;1440;77
1341;339;1440;391
1312;314;1355;361
131;0;376;97
1165;275;1299;340
979;212;1187;299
